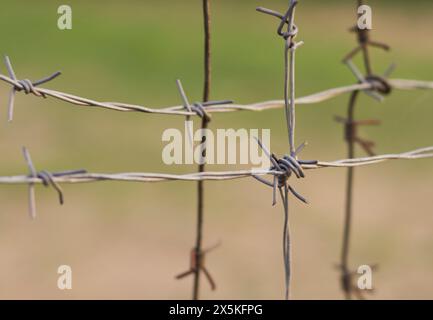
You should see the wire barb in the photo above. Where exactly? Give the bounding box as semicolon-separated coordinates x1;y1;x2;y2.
334;115;381;156
175;79;233;148
4;55;61;122
254;137;312;205
175;242;220;291
22;147;37;219
342;0;390;76
344;59;392;102
19;147;86;218
257;0;304;299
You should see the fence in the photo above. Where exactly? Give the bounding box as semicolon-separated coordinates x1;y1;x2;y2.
1;0;433;300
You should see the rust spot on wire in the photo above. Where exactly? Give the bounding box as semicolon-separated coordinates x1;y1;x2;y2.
175;241;221;291
335;116;381;156
337;264;378;300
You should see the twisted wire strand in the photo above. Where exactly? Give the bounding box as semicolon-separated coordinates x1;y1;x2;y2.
1;72;433;118
0;146;431;185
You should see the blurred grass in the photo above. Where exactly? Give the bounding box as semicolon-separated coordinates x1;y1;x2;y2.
0;0;432;299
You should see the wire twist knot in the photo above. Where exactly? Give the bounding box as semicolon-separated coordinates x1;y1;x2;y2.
16;79;38;95
21;147;86;219
3;56;61;121
253;138;317;205
257;1;300;48
272;154;304;186
365;74;392;95
175;242;221;291
191;103;209;120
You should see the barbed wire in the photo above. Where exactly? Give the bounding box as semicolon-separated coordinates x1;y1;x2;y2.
0;147;429;184
189;0;213;300
257;0;302;300
1;144;431;221
337;0;394;300
0;0;432;301
0;145;428;189
1;59;433;120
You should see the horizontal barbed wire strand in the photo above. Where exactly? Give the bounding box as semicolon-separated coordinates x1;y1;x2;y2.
0;146;431;185
1;71;433;117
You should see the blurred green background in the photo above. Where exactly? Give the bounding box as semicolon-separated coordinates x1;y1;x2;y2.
0;0;432;299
